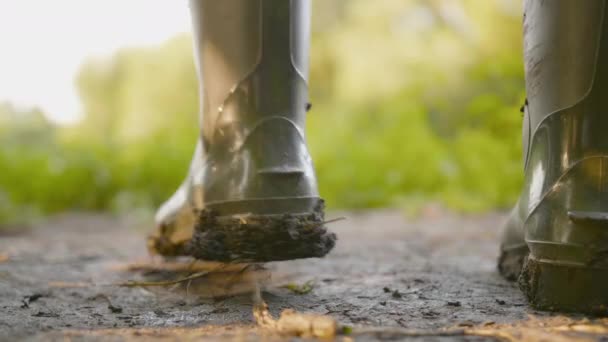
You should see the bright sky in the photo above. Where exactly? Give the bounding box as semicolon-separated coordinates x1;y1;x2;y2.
0;0;191;124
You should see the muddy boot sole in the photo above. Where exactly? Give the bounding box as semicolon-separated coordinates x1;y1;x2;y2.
186;199;336;263
518;256;608;314
497;244;529;281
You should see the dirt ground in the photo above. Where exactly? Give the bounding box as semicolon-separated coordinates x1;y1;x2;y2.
1;210;608;341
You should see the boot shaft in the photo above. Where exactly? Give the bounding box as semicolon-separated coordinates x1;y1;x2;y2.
522;0;608;204
190;0;311;149
187;0;318;212
523;0;604;131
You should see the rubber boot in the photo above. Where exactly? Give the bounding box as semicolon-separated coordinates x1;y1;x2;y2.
147;0;336;263
498;0;608;313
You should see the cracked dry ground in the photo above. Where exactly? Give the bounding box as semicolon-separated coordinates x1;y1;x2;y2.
2;210;608;341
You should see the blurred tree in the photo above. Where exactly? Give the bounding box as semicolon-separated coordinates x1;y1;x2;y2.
67;35;199;208
308;0;524;210
0;103;54;223
0;103;54;144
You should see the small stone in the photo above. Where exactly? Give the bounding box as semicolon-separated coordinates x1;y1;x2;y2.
108;304;123;314
458;321;475;327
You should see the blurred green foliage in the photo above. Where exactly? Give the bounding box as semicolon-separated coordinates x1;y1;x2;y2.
0;0;525;224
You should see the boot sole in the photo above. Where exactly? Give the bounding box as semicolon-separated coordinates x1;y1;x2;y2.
519;256;608;314
187;198;336;263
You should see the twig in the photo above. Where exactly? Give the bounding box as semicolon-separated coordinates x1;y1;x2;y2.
110;260;246;273
48;281;92;288
304;217;346;229
114;270;215;288
323;217;347;225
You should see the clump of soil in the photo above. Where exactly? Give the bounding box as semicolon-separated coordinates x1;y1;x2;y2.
188;201;336;262
148;200;337;263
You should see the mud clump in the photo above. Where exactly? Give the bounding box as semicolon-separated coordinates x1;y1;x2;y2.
187;201;336;263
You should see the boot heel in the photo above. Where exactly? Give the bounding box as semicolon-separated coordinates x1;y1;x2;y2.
519;256;608;313
206;196;321;216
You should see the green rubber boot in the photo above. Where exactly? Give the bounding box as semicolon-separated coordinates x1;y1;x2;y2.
498;0;608;313
148;0;336;263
